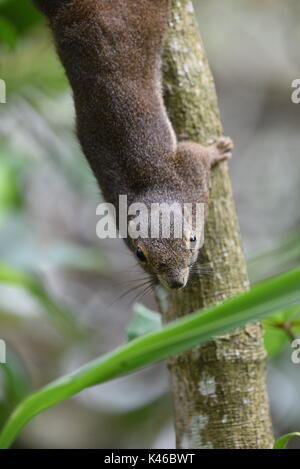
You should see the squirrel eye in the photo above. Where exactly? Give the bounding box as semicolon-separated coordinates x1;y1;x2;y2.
136;247;147;262
190;235;196;243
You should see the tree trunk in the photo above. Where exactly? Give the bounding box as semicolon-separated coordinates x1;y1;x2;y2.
156;0;274;449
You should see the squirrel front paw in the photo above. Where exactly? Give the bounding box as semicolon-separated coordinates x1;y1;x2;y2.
209;136;234;166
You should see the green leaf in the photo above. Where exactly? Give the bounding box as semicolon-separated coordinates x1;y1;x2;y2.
263;304;300;327
0;0;14;6
0;162;22;215
0;16;17;48
127;303;162;341
0;0;43;34
263;326;290;356
0;347;31;428
274;432;300;449
1;266;300;448
262;304;300;356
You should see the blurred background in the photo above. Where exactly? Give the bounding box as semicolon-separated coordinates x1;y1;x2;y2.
0;0;300;449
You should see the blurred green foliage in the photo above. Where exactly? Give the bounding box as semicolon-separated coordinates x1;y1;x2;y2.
1;265;300;448
0;0;42;47
0;156;22;215
0;347;30;429
274;432;300;449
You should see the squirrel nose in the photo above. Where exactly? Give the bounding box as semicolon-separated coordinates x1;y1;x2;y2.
169;279;185;290
158;268;189;290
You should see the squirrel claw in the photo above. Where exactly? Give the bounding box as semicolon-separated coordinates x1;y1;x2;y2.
209;136;234;166
215;136;234;153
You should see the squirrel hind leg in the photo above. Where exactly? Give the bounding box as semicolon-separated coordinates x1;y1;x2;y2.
208;136;234;167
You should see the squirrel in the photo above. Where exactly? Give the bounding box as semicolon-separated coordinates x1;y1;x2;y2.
34;0;233;290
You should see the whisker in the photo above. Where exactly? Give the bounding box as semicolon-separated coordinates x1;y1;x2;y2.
130;282;155;304
108;279;154;307
190;266;213;271
114;276;152;286
190;264;215;276
191;268;214;273
191;271;214;276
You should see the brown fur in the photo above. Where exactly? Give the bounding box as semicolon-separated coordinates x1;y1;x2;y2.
34;0;233;289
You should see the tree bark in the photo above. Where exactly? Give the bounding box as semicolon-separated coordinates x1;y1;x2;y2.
156;0;274;449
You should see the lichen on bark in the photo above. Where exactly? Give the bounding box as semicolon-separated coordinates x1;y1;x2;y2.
156;0;274;449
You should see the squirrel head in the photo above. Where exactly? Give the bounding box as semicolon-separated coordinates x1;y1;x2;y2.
127;203;204;290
